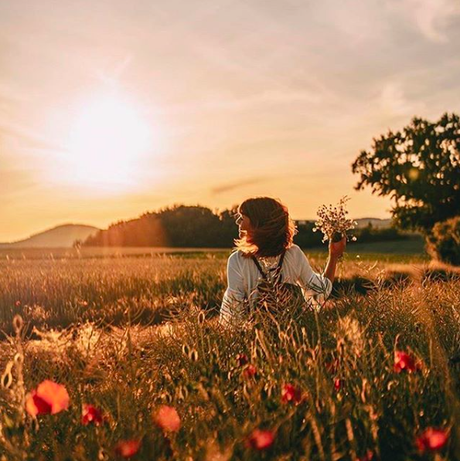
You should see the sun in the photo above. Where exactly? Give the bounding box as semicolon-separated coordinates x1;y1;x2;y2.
64;93;153;190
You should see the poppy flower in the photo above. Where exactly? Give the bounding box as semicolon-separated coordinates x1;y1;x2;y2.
333;378;343;391
394;351;420;373
281;383;303;405
246;429;275;450
25;380;69;416
243;364;257;379
358;450;374;461
153;405;181;432
236;354;249;367
82;404;104;426
114;439;141;458
416;427;448;452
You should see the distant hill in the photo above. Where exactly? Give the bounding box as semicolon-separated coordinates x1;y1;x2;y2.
0;224;100;248
355;218;392;228
296;218;393;228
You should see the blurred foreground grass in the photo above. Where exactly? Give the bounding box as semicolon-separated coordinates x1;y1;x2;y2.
1;248;460;460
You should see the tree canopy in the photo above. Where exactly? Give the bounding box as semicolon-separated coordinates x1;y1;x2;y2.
83;205;238;248
352;113;460;232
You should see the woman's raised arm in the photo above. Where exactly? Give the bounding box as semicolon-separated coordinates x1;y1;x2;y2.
324;236;346;284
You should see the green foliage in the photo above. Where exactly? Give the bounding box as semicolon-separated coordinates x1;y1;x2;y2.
296;221;413;249
356;223;407;243
426;216;460;265
352;112;460;233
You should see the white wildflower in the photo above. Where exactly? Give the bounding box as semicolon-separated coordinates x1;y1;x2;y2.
314;196;358;243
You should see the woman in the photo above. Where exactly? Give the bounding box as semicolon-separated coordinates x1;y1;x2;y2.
220;197;346;324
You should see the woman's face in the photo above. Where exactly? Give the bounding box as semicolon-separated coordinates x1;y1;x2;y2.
235;212;253;237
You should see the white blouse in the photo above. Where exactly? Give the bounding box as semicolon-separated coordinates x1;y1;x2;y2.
220;244;332;324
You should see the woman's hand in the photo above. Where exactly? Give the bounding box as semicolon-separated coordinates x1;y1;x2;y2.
324;236;346;284
329;236;346;259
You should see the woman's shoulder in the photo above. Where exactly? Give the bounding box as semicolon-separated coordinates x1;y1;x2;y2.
286;244;304;257
228;250;258;270
228;250;247;264
285;245;309;265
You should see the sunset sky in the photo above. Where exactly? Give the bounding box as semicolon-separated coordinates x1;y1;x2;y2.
1;0;460;242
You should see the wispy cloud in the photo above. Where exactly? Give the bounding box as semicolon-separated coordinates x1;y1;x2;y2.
0;120;64;152
378;80;426;117
95;55;133;86
155;88;326;116
388;0;460;42
211;176;270;195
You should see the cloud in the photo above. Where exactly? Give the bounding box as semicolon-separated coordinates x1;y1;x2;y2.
318;0;389;44
378;81;426;117
0;120;65;152
155;88;325;117
0;82;30;106
94;55;133;85
0;167;40;207
211;176;270;194
388;0;460;42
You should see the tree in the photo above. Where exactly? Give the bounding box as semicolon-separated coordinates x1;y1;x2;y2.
426;216;460;265
351;113;460;233
83;205;239;248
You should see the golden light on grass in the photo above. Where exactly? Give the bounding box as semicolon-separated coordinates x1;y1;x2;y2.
64;92;153;190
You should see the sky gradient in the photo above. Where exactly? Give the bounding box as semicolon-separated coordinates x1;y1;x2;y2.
1;0;460;241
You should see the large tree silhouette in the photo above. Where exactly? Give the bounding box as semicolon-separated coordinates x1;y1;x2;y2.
352;113;460;233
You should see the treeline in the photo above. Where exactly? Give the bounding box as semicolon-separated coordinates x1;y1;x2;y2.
82;205;410;248
83;206;237;248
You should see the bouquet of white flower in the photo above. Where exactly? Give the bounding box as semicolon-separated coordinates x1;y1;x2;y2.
313;196;358;243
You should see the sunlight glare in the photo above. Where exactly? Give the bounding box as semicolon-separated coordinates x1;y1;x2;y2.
65;94;152;190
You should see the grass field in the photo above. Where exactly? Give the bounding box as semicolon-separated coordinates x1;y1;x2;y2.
1;245;459;460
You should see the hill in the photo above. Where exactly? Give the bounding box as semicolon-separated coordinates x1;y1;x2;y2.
355;218;392;228
0;224;100;249
296;218;392;228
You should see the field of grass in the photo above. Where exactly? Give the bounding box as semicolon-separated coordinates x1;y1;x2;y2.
1;247;460;460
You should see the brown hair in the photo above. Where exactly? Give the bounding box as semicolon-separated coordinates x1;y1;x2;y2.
235;197;297;257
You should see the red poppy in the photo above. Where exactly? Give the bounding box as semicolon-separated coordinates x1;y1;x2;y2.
153;405;181;432
246;429;275;450
25;380;69;416
281;383;303;405
358;449;374;460
82;404;104;426
333;378;343;391
416;427;448;452
394;351;420;373
243;364;257;379
236;354;249;367
114;439;141;458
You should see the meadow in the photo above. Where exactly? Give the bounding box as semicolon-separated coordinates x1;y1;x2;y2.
1;244;460;460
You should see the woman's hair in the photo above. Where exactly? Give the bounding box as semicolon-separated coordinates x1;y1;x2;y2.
235;197;297;257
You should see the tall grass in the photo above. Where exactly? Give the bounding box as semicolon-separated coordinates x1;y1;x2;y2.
0;253;459;459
